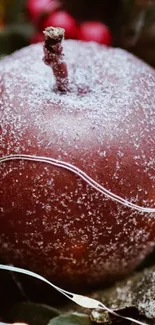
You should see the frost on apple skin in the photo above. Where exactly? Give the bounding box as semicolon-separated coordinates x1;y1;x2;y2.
0;41;155;286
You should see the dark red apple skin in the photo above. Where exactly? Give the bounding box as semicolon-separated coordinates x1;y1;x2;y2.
0;41;155;289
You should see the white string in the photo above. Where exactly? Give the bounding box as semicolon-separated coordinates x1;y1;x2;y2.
0;264;149;325
0;154;154;213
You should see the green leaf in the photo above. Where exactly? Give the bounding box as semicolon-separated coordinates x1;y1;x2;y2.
7;302;60;325
4;0;27;23
48;313;92;325
0;23;35;55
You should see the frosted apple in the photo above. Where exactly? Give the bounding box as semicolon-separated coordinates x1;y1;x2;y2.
0;27;155;289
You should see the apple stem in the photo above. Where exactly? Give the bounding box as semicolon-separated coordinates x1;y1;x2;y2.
43;26;69;93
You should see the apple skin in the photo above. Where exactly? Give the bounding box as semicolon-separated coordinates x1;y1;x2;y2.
0;41;155;289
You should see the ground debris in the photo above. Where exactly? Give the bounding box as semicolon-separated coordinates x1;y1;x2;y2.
88;266;155;323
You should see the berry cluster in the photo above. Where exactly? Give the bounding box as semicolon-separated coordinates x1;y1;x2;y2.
27;0;112;45
0;20;3;30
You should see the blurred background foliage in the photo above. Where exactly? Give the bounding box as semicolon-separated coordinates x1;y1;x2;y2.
0;0;155;65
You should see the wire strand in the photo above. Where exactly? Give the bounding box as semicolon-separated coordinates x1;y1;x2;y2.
0;264;149;325
0;154;154;213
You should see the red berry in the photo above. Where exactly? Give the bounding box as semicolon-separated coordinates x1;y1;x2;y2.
0;19;4;30
77;21;112;45
43;11;78;39
30;32;44;44
27;0;52;20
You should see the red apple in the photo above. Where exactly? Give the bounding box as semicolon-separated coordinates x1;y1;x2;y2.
0;28;155;290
